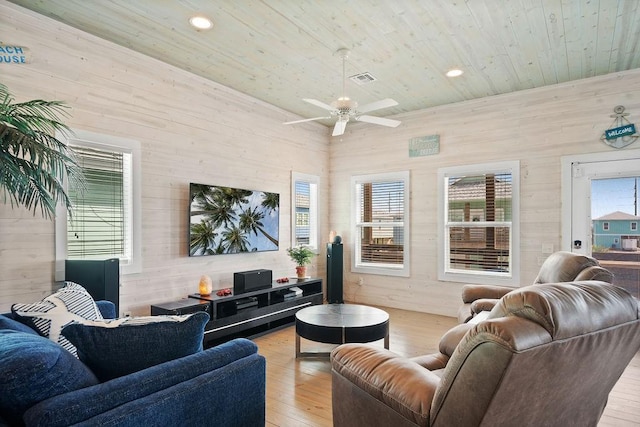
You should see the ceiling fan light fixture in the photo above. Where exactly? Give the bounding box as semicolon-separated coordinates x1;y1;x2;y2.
331;97;357;111
446;68;464;77
189;15;213;30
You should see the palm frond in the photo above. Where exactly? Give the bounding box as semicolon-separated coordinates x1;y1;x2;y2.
0;83;81;219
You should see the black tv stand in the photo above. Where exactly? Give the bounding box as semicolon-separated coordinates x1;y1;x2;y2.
188;278;323;346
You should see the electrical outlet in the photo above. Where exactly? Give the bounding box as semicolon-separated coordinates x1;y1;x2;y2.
123;311;131;317
358;277;364;285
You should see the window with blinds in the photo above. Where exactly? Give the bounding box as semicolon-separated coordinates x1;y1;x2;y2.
352;171;410;276
291;173;319;250
67;145;132;263
55;129;141;280
438;161;520;285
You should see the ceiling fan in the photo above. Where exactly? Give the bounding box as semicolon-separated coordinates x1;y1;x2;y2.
284;48;401;137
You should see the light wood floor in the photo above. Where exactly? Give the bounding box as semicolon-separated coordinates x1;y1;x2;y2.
253;306;640;427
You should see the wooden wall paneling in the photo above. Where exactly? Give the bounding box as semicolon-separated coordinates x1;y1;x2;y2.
331;68;640;317
0;3;329;314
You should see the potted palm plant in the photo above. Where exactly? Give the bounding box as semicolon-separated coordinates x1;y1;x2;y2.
287;246;316;279
0;83;80;219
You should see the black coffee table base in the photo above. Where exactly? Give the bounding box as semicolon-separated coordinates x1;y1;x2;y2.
295;303;389;358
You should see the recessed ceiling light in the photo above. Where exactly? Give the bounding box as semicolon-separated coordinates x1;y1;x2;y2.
189;15;213;30
446;68;464;77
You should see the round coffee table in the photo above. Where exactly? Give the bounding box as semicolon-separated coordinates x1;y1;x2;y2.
295;304;389;358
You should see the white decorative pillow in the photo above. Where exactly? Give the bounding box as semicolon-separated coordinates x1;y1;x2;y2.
11;282;104;356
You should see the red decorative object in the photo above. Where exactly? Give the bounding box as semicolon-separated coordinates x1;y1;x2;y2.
216;288;232;297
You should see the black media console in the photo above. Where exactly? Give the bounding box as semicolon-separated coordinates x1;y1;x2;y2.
181;278;323;346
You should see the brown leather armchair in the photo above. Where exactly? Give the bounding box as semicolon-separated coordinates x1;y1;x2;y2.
458;251;614;323
331;281;640;427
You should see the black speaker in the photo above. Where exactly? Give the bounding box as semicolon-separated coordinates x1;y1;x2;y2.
233;269;272;294
327;243;343;303
65;259;120;314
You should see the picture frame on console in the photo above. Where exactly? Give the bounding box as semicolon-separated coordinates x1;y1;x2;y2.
188;183;279;256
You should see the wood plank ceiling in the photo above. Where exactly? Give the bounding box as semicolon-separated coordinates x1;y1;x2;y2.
7;0;640;128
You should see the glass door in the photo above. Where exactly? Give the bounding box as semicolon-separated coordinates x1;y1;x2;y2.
570;158;640;299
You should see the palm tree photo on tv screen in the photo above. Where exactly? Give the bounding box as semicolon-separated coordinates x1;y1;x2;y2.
189;183;279;256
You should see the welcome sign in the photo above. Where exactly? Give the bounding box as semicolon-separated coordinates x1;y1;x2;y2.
604;124;636;140
601;106;638;149
0;45;30;64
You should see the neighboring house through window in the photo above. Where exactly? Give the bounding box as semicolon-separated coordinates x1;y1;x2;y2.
438;161;520;286
351;171;410;277
291;172;319;251
55;130;141;280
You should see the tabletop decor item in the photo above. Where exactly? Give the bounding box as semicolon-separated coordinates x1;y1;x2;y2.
287;246;316;279
198;275;213;296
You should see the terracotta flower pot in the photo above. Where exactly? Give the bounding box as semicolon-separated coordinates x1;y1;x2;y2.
295;266;307;279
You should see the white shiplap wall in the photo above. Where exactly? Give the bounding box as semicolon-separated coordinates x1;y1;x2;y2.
330;70;640;317
2;1;640;318
0;2;330;315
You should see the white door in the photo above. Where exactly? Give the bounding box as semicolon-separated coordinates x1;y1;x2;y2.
565;151;640;299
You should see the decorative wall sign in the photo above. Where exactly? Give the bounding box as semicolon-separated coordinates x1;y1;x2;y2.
601;106;638;149
409;134;440;157
0;44;30;64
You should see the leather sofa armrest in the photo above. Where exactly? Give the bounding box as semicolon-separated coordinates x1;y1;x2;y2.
411;323;473;371
470;298;499;315
439;323;472;356
574;266;614;283
461;284;513;303
457;303;473;323
331;344;440;425
410;352;449;371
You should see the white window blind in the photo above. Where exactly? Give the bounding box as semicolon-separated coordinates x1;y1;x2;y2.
55;130;141;280
352;171;410;276
438;161;520;285
444;172;513;276
67;145;131;261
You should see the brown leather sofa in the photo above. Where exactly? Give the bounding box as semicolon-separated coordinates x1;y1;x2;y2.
458;251;614;323
331;281;640;427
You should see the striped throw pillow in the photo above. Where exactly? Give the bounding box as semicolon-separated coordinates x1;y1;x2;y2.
11;282;103;356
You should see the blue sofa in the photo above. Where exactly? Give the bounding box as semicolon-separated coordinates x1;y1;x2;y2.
1;301;266;427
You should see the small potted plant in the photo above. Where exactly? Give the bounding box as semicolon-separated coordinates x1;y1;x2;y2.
287;246;316;279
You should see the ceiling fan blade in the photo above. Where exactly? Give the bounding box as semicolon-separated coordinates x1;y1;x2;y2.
356;115;401;128
358;98;398;114
283;116;330;125
332;120;348;136
303;98;336;112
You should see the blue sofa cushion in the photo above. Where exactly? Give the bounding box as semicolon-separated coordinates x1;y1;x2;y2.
61;312;209;381
0;313;38;335
0;329;99;425
11;282;104;356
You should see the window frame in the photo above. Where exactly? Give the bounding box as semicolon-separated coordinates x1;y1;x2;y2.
55;129;142;280
351;171;410;277
437;161;520;286
603;222;610;231
632;222;638;231
291;172;320;253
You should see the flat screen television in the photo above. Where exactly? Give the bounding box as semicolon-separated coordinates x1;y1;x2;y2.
189;183;279;256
